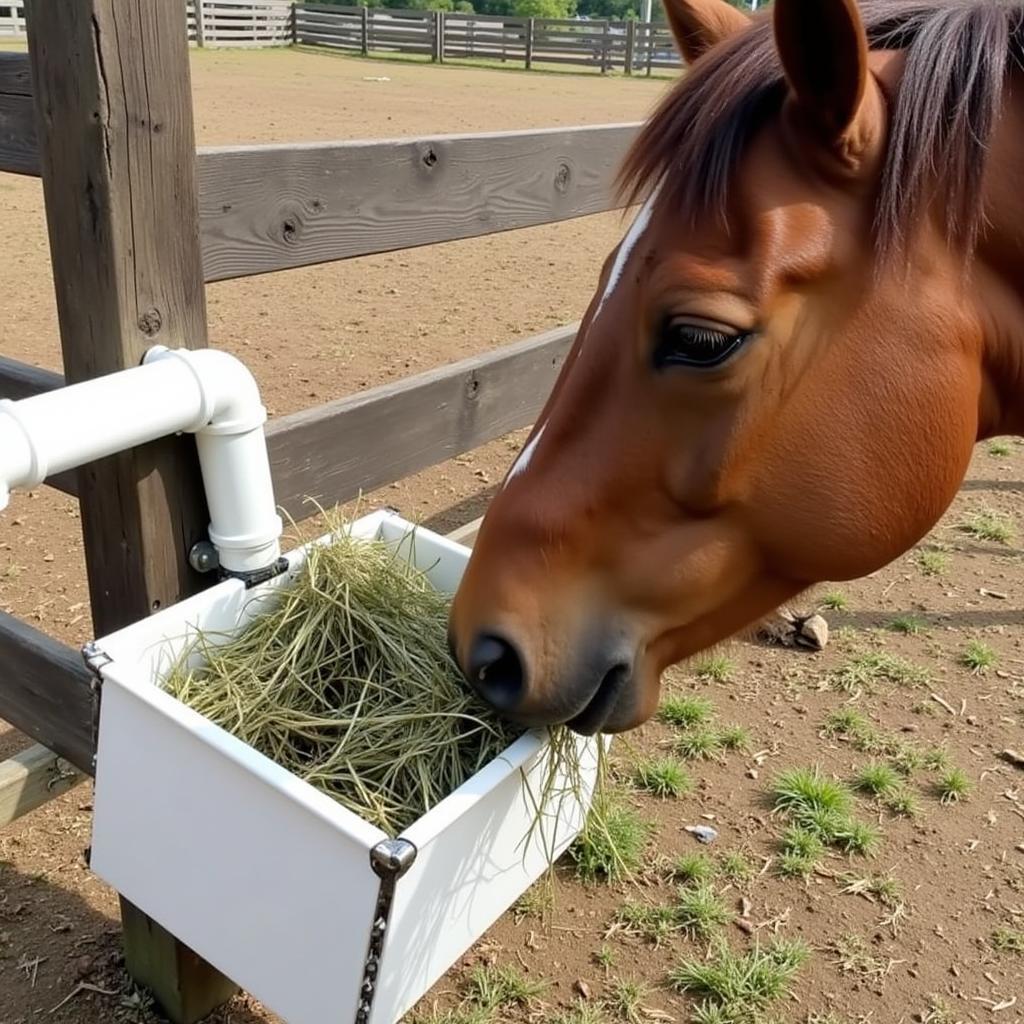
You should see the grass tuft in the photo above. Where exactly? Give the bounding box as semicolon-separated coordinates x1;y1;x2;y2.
694;654;734;684
882;787;920;819
552;1004;609;1024
613;900;677;947
773;767;853;818
466;964;546;1011
821;590;848;611
888;614;926;635
673;852;717;885
669;936;809;1019
658;694;713;728
988;439;1012;457
829;651;930;693
718;850;754;884
632;757;692;798
958;508;1015;544
991;927;1024;954
718;724;751;752
675;726;725;761
675;882;733;939
777;825;824;878
853;761;901;799
604;977;651;1024
936;767;970;805
915;549;949;577
960;639;997;674
569;793;651;882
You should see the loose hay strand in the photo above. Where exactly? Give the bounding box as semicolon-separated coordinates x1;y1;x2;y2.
165;516;599;840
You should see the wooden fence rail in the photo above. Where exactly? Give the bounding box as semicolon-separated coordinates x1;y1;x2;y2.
0;324;575;515
2;2;680;73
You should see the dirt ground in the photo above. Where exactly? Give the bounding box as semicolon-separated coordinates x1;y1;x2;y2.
1;45;1022;1024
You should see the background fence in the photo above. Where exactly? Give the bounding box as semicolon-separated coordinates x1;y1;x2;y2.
1;0;682;73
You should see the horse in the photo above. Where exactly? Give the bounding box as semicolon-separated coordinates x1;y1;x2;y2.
449;0;1024;736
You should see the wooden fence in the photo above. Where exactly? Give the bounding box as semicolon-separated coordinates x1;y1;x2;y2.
294;4;683;73
1;1;680;73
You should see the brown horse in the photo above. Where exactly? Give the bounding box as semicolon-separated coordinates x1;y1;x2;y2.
450;0;1024;735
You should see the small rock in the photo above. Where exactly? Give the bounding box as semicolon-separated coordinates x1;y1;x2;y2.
746;767;759;780
684;824;719;845
574;980;591;1000
798;614;830;650
901;724;919;733
736;918;754;935
1000;749;1024;770
740;896;752;918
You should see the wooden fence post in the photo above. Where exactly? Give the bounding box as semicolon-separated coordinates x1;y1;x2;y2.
194;1;206;47
600;19;610;73
361;4;369;54
290;0;298;45
26;1;237;1021
525;16;534;69
624;18;635;75
433;9;444;63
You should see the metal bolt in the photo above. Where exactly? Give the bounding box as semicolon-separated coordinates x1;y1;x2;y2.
189;541;220;574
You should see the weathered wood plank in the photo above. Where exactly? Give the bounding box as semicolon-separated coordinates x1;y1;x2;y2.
0;743;83;828
0;92;38;175
28;0;234;1016
0;612;95;774
0;53;32;95
266;323;574;515
196;123;635;281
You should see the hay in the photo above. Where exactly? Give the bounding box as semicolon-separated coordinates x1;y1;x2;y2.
165;520;591;839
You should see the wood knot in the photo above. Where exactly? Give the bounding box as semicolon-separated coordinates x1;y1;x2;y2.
138;307;162;337
422;147;439;169
281;217;301;244
464;374;481;400
554;162;572;194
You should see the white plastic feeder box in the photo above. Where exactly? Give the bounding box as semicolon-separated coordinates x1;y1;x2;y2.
87;511;601;1024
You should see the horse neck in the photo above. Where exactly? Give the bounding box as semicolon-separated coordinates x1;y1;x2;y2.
974;71;1024;437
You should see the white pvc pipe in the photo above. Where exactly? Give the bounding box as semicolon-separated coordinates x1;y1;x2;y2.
0;346;282;576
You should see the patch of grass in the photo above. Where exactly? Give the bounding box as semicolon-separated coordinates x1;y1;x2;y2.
658;694;713;728
888;614;926;635
513;883;553;922
988;439;1013;457
823;707;871;738
773;767;853;819
828;934;895;979
569;793;651;882
593;944;616;974
820;590;848;611
890;742;926;776
853;761;902;798
991;927;1024;954
675;726;725;761
916;549;949;577
719;850;754;884
673;852;717;885
829;651;930;692
669;936;809;1019
936;767;970;805
612;900;677;946
409;1008;490;1024
839;873;903;908
466;964;546;1012
960;639;997;674
777;826;824;878
604;977;651;1024
959;509;1015;544
882;787;920;819
675;882;733;939
718;724;751;752
552;1004;609;1024
922;746;951;772
834;820;882;857
695;654;734;684
632;757;692;798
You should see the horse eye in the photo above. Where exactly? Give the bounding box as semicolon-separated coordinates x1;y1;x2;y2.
653;320;752;371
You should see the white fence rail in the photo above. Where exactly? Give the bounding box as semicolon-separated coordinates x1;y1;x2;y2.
2;1;294;46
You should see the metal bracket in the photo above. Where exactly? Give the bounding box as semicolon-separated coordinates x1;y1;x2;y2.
220;555;289;589
81;641;112;775
355;838;418;1024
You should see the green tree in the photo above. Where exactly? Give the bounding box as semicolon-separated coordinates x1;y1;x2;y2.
512;0;576;16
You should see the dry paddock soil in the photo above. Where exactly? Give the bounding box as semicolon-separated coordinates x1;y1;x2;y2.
0;44;1022;1024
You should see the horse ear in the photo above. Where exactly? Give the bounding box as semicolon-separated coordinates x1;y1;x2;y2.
773;0;871;147
662;0;749;64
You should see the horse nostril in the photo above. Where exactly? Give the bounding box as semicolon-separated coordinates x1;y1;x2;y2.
467;632;525;713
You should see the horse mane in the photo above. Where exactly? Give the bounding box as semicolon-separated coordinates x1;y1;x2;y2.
619;0;1024;257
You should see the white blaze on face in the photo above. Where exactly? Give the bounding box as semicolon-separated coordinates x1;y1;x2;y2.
502;185;661;491
593;181;663;322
